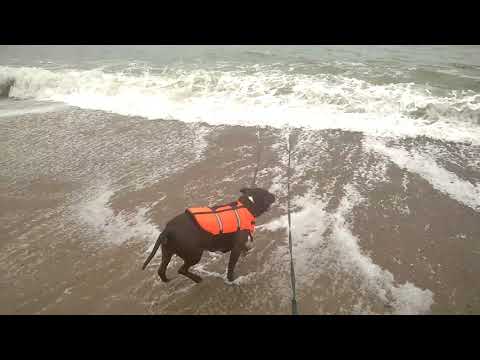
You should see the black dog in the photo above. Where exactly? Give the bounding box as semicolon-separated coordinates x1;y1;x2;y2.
142;187;275;283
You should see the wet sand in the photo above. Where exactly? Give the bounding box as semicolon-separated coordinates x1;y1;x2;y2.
1;107;479;314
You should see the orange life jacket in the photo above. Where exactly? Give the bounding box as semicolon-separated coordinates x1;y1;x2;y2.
186;200;255;236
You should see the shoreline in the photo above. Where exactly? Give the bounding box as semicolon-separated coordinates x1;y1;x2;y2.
0;107;479;314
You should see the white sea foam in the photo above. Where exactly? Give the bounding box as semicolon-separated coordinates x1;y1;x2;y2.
364;137;480;212
262;185;434;314
76;187;159;245
2;65;479;144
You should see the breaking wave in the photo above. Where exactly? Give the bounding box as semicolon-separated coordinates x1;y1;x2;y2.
1;65;480;144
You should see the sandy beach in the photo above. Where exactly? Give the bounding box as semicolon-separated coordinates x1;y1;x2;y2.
1;106;479;314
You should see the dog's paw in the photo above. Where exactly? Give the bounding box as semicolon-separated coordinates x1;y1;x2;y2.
225;273;256;286
224;278;238;286
224;273;236;285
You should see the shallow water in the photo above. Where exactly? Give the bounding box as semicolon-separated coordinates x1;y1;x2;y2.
1;46;479;314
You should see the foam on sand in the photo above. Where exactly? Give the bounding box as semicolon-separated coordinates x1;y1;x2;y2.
262;185;434;314
364;137;480;212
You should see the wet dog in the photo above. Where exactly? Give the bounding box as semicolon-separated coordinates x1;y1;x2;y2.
142;187;275;283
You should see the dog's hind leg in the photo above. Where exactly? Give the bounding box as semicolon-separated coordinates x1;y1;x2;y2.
178;251;203;283
158;245;174;282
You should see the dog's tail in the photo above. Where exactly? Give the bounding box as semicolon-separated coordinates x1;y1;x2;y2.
142;230;168;270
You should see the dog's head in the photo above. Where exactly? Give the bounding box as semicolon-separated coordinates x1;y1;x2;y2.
239;187;275;217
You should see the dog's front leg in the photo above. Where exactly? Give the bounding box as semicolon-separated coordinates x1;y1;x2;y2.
227;241;243;282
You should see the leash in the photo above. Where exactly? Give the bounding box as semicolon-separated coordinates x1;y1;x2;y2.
251;126;262;187
287;131;299;315
251;125;299;315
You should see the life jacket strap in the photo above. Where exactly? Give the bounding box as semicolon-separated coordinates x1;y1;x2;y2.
213;212;223;234
233;208;241;231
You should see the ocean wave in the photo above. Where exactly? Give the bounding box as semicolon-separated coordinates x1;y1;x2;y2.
1;65;480;144
409;101;480;125
0;76;14;97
